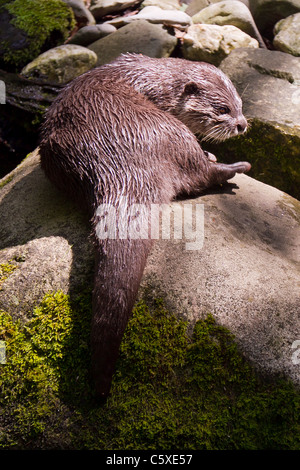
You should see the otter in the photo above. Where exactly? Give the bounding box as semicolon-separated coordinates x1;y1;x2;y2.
39;53;250;399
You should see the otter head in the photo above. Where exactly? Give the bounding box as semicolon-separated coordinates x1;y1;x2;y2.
173;64;248;142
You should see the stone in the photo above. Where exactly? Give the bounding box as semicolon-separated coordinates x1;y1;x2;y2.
181;23;258;66
90;0;139;19
0;149;93;319
1;149;299;388
0;69;60;178
205;47;300;199
141;0;182;10
21;45;98;84
62;0;96;26
0;0;75;72
248;0;300;37
192;0;266;47
273;13;300;56
141;174;300;389
186;0;250;16
88;20;177;65
107;5;192;27
67;23;116;46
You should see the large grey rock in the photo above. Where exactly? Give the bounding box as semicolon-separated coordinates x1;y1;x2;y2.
181;23;258;65
107;5;192;27
88;20;177;65
67;23;116;46
141;174;300;388
21;45;97;84
248;0;300;36
0;149;93;319
206;47;300;199
1;149;299;388
192;0;266;47
273;12;300;56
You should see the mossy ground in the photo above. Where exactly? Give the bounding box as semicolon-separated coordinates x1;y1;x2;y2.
0;0;75;71
0;290;299;450
0;262;18;289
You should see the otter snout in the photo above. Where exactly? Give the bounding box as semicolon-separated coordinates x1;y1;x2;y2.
236;116;248;135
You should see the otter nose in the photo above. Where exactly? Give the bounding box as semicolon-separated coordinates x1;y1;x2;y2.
237;117;247;134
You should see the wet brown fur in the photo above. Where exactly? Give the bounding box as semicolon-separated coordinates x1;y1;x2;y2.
39;54;250;398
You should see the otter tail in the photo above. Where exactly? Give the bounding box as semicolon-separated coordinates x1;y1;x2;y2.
90;234;153;399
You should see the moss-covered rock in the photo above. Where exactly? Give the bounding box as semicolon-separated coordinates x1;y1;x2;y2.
0;261;18;289
21;44;98;84
211;47;300;199
0;70;61;178
0;292;299;449
206;119;300;199
0;0;75;72
1;151;299;449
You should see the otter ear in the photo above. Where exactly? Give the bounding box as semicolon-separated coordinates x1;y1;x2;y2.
184;82;200;95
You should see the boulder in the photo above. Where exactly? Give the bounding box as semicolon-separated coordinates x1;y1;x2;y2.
106;5;192;27
88;20;177;65
1;149;299;388
186;0;250;16
0;0;75;72
62;0;96;26
181;23;258;65
0;69;60;178
90;0;140;19
0;149;93;319
192;0;266;47
67;23;117;46
248;0;300;38
21;45;98;84
141;173;300;389
205;48;300;199
273;13;300;56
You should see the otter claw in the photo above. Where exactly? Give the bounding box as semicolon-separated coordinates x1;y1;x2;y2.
228;161;251;173
204;150;217;162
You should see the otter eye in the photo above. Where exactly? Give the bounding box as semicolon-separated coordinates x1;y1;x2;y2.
218;106;230;114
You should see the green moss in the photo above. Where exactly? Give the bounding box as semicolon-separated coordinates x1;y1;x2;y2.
0;175;14;189
0;262;18;289
0;292;299;450
1;0;75;71
206;119;300;200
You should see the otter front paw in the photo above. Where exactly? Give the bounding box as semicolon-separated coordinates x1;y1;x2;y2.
211;161;251;185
